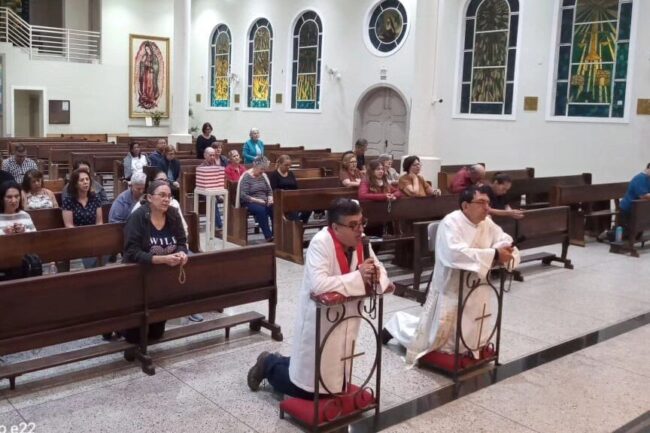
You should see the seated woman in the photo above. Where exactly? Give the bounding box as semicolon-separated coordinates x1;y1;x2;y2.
131;168;188;236
122;179;188;343
21;169;58;210
62;168;104;268
123;142;149;180
237;156;274;242
159;145;181;190
196;122;217;159
225;149;246;183
269;155;310;223
62;160;109;205
1;180;36;235
398;156;442;197
340;152;362;188
378;154;399;186
211;142;229;167
359;160;401;202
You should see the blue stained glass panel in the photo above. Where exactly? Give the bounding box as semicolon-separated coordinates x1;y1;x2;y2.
567;104;610;117
611;81;626;117
618;2;632;40
555;82;568;116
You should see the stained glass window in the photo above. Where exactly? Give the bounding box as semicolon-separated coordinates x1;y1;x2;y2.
460;0;519;115
210;24;231;108
553;0;633;118
247;19;273;108
291;11;322;110
368;0;409;54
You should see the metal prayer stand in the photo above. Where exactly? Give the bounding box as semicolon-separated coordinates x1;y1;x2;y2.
279;273;385;432
420;268;506;382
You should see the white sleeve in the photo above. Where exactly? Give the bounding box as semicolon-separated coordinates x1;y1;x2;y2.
306;235;367;298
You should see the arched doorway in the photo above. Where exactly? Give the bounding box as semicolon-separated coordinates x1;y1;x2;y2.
354;86;409;160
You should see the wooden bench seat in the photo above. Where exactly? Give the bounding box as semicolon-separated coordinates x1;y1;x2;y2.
609;200;650;257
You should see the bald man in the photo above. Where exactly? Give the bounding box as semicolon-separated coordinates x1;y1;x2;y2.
450;163;486;194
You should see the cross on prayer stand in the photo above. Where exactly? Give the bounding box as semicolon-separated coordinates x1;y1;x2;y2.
279;292;384;432
419;268;505;382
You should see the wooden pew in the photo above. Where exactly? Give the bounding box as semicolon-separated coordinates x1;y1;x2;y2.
550;182;628;246
274;188;358;263
609;200;650;257
0;244;280;388
507;173;592;209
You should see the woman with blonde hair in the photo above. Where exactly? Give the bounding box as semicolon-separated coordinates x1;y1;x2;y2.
340;152;362;188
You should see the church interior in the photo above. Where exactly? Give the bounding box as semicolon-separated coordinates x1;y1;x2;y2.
0;0;649;432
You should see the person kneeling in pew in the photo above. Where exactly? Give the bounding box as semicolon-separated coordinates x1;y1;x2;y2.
121;179;188;343
247;198;392;399
487;173;524;220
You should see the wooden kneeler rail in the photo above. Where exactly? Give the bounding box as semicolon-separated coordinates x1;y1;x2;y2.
0;244;282;389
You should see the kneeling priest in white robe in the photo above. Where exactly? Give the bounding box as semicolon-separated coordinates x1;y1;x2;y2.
384;185;520;365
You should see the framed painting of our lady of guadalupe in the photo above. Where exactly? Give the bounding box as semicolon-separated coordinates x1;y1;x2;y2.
129;34;170;118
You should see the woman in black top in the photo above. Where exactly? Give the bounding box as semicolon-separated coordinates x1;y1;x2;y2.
268;155;310;224
196;122;217;158
122;179;188;343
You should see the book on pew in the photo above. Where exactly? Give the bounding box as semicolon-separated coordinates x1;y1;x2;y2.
196;165;225;190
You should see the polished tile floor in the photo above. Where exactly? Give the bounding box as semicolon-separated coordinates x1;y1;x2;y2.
1;237;648;432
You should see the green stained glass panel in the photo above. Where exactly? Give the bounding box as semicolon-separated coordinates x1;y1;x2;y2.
254;28;270;50
618;2;632;40
611;81;626;117
575;0;618;23
571;23;616;64
615;42;629;79
473;32;508;67
569;63;614;103
298;47;317;73
253;52;269;76
476;0;510;31
558;45;571;79
472;68;505;102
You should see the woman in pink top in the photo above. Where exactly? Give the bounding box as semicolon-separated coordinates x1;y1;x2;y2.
359;160;401;202
225;149;247;183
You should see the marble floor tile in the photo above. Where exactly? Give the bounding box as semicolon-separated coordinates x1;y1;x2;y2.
497;328;550;363
578;324;650;379
0;397;15;415
0;410;26;430
18;371;254;433
467;353;650;433
166;343;303;433
382;398;537;433
500;293;608;345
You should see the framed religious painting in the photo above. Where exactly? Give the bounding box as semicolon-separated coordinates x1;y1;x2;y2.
129;34;170;118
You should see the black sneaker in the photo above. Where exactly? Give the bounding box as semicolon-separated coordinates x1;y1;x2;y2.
247;351;271;391
381;328;393;345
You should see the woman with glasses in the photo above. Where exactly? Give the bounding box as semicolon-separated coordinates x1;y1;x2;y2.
131;168;187;236
398;155;441;197
340;152;362;188
122;179;188;342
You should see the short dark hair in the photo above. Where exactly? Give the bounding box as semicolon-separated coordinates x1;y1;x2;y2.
14;144;27;154
327;198;362;227
354;138;368;149
73;160;91;171
202;122;213;134
459;185;492;208
492;172;512;184
647;162;650;169
21;169;43;192
0;180;23;212
403;155;420;173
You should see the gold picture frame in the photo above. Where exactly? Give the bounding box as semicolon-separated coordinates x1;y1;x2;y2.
129;34;170;118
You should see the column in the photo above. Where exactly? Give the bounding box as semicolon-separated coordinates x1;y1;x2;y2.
168;0;192;148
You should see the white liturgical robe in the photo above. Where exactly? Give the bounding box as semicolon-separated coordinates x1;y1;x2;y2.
289;227;390;393
385;210;520;365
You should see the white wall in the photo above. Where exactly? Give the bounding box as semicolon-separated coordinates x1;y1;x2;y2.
1;0;172;137
429;0;649;182
190;0;417;150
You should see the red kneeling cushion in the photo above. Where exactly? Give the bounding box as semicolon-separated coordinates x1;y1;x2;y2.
280;384;375;426
419;345;496;372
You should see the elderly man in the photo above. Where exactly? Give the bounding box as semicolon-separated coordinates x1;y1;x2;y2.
108;172;147;223
450;163;486;193
383;185;520;365
200;147;224;230
243;128;264;164
247;198;392;398
2;144;38;183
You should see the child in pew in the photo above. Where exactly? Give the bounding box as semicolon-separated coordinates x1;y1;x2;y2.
121;179;189;343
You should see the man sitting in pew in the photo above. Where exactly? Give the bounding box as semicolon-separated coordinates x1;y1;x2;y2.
2;144;37;183
247;198;391;398
122;179;188;343
148;138;168;169
108;172;147;223
487;173;524;220
603;162;650;241
450;163;486;194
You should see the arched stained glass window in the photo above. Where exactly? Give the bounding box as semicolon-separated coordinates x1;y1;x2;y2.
248;19;273;108
460;0;519;115
210;24;231;108
553;0;633;118
291;11;323;110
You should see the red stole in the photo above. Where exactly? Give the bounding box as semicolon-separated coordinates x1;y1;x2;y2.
328;227;364;274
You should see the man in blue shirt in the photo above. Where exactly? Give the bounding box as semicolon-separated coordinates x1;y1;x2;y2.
108;172;147;223
602;163;650;241
148;138;168;169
